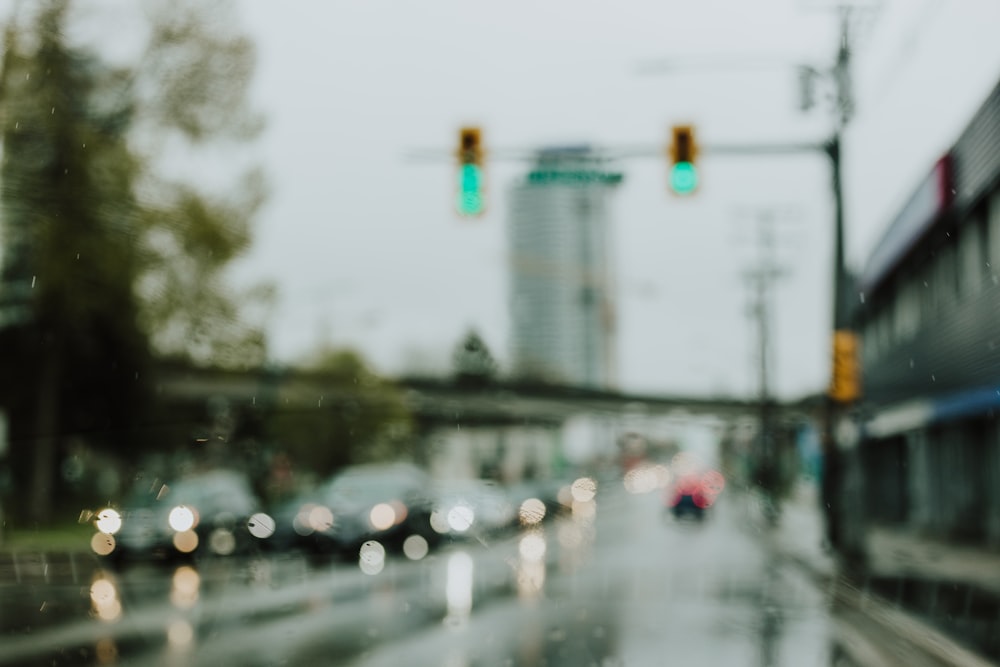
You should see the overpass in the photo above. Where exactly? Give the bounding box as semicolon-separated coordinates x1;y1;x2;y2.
153;364;817;427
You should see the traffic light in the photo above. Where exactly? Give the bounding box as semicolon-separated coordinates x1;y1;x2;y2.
829;330;861;403
456;127;485;216
668;125;699;195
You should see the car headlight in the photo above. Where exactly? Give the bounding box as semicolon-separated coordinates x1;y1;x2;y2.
447;505;475;533
369;503;397;531
95;508;122;535
308;504;334;532
168;505;197;532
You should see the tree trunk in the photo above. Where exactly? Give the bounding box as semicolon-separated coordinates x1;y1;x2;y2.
28;345;60;525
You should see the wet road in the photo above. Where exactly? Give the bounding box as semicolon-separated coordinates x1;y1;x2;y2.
2;484;866;667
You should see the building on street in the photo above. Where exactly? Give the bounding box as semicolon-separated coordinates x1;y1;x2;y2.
853;74;1000;547
506;146;623;390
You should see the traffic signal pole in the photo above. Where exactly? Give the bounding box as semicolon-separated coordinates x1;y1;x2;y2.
693;136;849;544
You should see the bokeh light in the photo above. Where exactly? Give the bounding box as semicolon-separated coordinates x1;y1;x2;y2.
359;540;386;575
402;534;429;560
247;512;276;539
572;499;597;522
624;463;671;494
168;505;196;532
95;637;118;665
209;528;236;556
444;551;473;625
390;500;409;523
518;498;546;526
167;619;194;647
94;508;122;535
430;510;450;534
90;532;116;556
90;576;121;622
170;566;200;609
293;504;316;535
173;529;199;554
519;531;547;562
447;505;475;533
308;505;334;532
516;534;547;601
570;477;597;502
369;503;396;531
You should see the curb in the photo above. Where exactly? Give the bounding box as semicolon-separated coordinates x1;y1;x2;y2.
780;538;996;667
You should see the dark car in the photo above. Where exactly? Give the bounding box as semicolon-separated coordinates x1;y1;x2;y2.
270;462;438;558
428;478;516;540
95;469;264;563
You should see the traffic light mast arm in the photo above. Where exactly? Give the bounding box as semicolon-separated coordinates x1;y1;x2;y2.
698;140;829;157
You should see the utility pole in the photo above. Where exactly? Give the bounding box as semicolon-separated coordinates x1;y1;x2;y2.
741;209;790;519
629;4;863;552
822;5;861;561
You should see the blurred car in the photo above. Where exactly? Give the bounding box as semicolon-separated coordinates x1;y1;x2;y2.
96;469;263;563
270;462;438;557
665;469;725;521
428;478;516;539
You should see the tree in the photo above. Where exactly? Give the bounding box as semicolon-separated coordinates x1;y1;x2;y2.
452;329;498;387
267;347;414;479
130;0;272;368
0;0;269;523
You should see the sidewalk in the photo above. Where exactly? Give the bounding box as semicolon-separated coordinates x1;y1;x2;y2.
776;480;1000;597
768;480;1000;667
865;527;1000;597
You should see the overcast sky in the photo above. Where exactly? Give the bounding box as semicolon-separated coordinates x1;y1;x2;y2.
229;0;1000;399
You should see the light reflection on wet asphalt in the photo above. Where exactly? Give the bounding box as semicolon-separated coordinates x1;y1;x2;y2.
0;484;856;667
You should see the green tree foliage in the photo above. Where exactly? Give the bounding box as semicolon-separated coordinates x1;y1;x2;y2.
0;0;269;523
269;348;414;479
452;329;498;387
131;0;272;368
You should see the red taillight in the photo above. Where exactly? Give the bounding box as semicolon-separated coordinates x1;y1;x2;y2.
693;491;713;509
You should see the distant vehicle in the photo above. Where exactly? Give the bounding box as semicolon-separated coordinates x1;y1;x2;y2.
665;470;725;521
270;462;437;557
96;469;263;563
428;479;516;539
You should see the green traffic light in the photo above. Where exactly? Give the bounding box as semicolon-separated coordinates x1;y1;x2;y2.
458;163;484;215
670;161;698;195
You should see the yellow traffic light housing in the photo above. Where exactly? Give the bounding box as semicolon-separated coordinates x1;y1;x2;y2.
829;330;861;403
456;127;485;217
668;125;699;196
